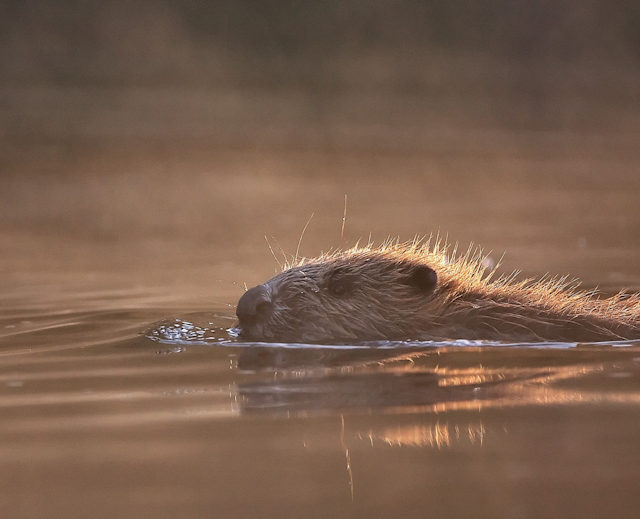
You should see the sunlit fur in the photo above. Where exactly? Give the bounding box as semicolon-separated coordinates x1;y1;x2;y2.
239;238;640;343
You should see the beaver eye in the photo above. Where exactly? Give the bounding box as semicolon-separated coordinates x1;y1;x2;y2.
330;282;346;296
328;277;353;297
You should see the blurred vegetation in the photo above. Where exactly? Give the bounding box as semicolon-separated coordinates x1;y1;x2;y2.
1;0;639;86
177;0;640;59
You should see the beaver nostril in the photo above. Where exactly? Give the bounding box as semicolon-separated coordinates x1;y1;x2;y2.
236;285;273;325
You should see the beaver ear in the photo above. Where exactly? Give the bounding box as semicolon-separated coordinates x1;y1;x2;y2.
404;265;438;294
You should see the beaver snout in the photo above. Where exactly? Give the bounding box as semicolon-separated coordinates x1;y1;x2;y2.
236;285;273;328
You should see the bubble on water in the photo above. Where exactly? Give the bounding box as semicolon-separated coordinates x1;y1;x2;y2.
155;347;186;355
146;317;234;345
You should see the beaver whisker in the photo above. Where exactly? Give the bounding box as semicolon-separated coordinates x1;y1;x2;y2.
264;235;283;271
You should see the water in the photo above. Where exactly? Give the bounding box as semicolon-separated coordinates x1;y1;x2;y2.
3;294;640;519
3;88;640;518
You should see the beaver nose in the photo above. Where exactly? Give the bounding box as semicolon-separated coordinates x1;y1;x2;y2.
236;285;273;325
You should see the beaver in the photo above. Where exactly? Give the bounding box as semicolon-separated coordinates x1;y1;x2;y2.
234;240;640;343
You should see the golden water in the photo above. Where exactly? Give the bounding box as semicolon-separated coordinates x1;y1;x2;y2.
2;97;640;518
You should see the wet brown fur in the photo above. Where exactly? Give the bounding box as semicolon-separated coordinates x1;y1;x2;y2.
236;238;640;343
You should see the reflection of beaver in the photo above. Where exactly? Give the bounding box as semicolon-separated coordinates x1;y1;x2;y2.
234;241;640;343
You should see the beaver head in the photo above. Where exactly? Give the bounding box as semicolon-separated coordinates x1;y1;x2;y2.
234;247;441;343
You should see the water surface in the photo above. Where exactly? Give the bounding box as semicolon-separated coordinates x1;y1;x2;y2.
3;241;640;519
2;81;640;518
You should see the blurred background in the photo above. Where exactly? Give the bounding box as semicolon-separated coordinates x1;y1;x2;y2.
1;0;640;303
2;5;640;519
